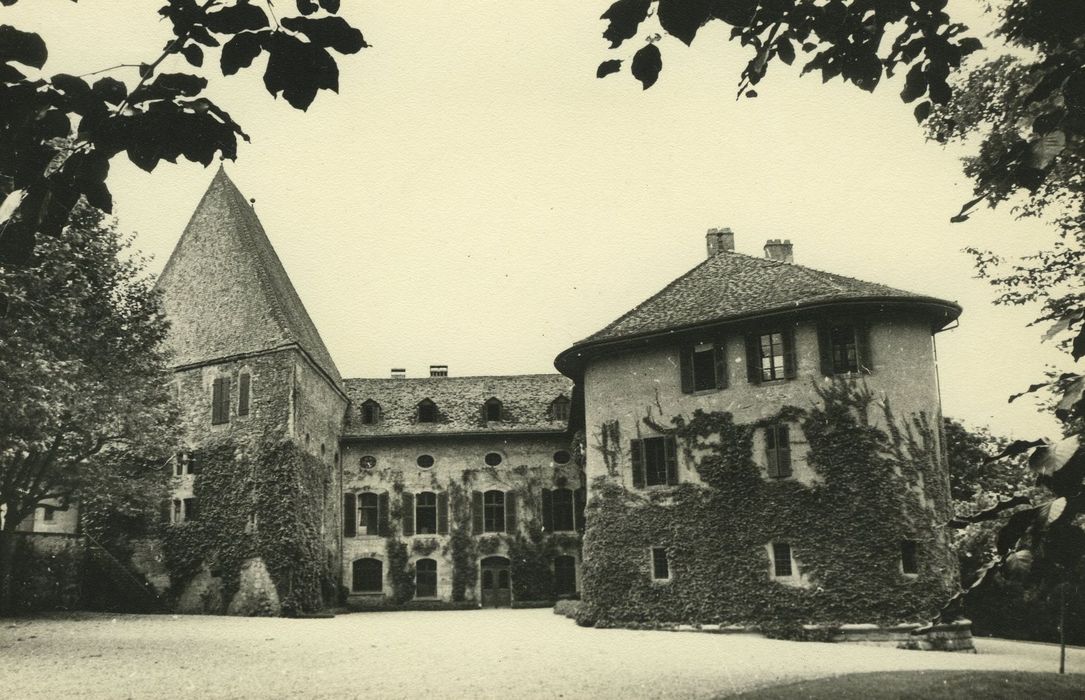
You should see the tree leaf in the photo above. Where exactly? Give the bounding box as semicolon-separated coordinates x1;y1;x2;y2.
0;24;47;69
1027;435;1079;475
262;32;338;110
775;38;795;66
631;43;662;90
601;0;651;49
712;0;758;27
657;0;714;47
221;31;266;77
92;77;128;106
597;59;622;79
985;438;1046;463
319;0;341;12
1055;375;1085;421
181;43;204;68
913;100;932;123
900;63;926;103
205;3;270;34
296;0;319;14
280;16;368;54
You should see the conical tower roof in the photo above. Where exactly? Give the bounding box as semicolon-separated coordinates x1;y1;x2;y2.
156;166;342;385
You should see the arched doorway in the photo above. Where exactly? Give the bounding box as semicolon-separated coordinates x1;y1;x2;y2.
480;556;511;607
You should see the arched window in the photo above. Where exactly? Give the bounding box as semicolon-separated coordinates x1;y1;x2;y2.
352;558;383;593
416;491;438;534
359;492;380;536
361;399;381;425
550;395;571;421
554;555;577;597
417;398;437;423
483;490;506;533
415;558;438;598
484;397;502;422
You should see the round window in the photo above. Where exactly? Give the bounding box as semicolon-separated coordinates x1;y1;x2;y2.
484;452;503;467
553;450;571;465
417;454;435;469
360;455;377;469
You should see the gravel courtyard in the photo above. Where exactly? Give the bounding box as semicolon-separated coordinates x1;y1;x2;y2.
2;609;1082;699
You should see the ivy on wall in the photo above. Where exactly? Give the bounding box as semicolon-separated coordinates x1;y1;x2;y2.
160;433;332;616
579;379;957;636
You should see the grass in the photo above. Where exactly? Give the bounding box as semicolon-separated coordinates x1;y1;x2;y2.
731;670;1085;699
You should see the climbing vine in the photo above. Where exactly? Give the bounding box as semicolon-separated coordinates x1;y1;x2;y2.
579;378;956;637
160;432;333;616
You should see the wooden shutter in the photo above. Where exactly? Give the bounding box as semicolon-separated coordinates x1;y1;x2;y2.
745;334;761;384
766;426;780;478
817;323;833;376
664;436;679;485
856;322;873;374
159;499;171;524
437;492;449;535
778;425;792;477
505;491;518;534
679;344;694;393
402;492;415;537
783;328;797;379
238;373;250;415
471;491;484;534
630;439;646;488
378;492;390;536
211;377;230;424
574;487;586;532
714;338;729;389
343;493;357;537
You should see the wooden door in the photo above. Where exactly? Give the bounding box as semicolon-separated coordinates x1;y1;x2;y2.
480;556;511;607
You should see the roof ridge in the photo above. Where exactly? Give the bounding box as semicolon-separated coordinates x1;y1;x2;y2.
344;373;567;382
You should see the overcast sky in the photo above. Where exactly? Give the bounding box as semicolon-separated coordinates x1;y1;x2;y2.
5;1;1069;439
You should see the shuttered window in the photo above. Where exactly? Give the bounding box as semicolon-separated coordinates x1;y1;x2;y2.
416;491;438;535
631;436;679;488
680;340;728;393
765;424;792;479
238;372;250;416
211;377;230;425
483;490;506;533
552;488;575;532
818;322;872;376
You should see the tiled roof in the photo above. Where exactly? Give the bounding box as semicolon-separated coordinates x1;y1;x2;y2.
156;167;342;385
342;374;574;437
578;251;959;345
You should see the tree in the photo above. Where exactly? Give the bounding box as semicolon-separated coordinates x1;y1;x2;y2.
0;203;178;614
0;0;366;265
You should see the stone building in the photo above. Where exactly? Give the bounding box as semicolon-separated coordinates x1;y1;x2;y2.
154;172;962;627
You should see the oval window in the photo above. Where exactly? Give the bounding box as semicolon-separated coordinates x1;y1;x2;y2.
484;452;503;467
360;455;377;469
553;450;571;465
417;454;435;469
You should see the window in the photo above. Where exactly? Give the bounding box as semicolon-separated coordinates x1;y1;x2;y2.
42;506;54;522
416;454;434;469
680;340;726;393
765;424;792;479
484;452;503;467
651;548;670;580
818;323;871;376
554;555;577;597
771;542;794;577
211;376;230;425
352;558;383;593
550;395;571;421
484;397;502;422
238;372;251;416
359;492;380;535
172;497;197;524
415;558;438;598
483;490;506;533
417;399;437;423
553;450;571;465
630;436;678;488
759;332;787;381
360;399;381;425
416;492;438;535
830;325;859;373
360;455;377;469
174;452;194;476
901;540;919;575
544;488;575;532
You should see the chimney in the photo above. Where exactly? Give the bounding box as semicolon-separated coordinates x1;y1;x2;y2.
763;239;793;263
706;227;735;258
429;365;448;377
390;368;406;379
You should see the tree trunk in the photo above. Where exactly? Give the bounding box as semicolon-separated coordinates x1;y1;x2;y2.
0;520;19;616
1059;582;1067;675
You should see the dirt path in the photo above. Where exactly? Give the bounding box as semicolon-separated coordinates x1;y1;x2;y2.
1;610;1081;698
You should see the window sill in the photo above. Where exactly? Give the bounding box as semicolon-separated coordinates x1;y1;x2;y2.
349;591;384;597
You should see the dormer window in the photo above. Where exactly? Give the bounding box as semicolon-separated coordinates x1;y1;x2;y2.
417;398;437;423
550;395;571;421
361;399;381;425
484;397;502;422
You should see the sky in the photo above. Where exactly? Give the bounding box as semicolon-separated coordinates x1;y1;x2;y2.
3;1;1070;439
